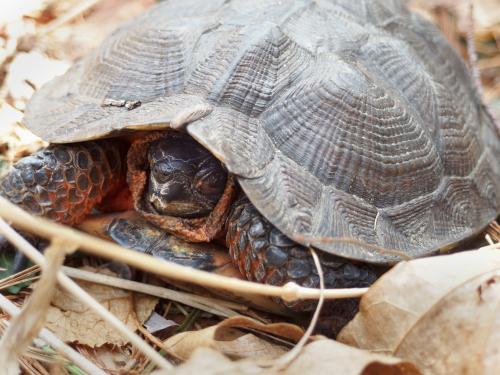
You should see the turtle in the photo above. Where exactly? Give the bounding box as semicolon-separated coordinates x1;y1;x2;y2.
1;0;499;316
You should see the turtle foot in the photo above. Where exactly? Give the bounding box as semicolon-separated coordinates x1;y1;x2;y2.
0;140;127;225
226;197;381;312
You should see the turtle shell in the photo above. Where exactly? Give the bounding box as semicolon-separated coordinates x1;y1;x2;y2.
24;0;500;264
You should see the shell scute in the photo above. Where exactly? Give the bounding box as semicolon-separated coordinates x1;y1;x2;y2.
23;0;500;263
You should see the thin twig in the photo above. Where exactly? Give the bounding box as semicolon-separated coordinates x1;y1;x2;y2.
136;322;179;361
0;216;173;372
40;0;102;35
0;197;368;302
485;234;494;246
0;265;40;290
268;248;325;370
62;266;242;317
0;239;72;375
466;0;483;98
0;293;106;375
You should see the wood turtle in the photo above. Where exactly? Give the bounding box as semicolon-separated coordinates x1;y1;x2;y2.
1;0;499;311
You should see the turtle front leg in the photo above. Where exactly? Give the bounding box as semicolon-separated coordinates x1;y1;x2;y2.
226;197;380;330
0;140;128;225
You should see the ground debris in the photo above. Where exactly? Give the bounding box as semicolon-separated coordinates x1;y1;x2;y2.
153;340;421;375
338;249;500;375
46;266;158;347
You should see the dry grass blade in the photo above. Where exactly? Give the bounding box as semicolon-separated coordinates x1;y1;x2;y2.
0;293;106;375
486;221;499;243
0;239;74;375
268;248;325;370
62;266;243;318
0;216;174;371
0;196;367;302
466;0;483;98
0;265;39;291
40;0;103;34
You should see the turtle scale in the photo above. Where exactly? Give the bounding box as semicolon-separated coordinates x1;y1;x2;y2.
23;0;500;264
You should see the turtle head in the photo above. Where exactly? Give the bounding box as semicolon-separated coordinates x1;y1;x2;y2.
146;134;227;218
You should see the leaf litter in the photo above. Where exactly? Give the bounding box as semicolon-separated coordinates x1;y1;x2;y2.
154;341;421;375
0;0;499;374
0;240;76;375
338;248;500;374
46;266;158;347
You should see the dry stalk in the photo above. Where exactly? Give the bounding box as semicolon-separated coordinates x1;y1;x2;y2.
268;248;325;371
0;197;368;302
0;216;174;372
62;266;242;317
40;0;103;34
0;265;39;291
466;0;483;98
0;239;74;375
0;293;105;375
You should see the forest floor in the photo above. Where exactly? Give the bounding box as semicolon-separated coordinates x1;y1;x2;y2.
0;1;498;374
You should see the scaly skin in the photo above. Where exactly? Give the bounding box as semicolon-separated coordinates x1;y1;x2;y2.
0;140;127;225
1;140;378;329
226;197;379;311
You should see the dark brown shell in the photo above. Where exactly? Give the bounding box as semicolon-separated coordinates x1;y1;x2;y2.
24;0;500;263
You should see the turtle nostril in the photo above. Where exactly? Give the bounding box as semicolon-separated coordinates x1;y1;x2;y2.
148;180;187;213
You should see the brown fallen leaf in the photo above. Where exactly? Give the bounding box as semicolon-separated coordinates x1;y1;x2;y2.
46;266;158;347
164;316;304;361
80;346;133;373
156;347;262;375
338;248;500;375
156;339;421;375
285;339;421;375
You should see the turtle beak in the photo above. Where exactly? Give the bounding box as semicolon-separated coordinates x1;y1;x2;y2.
148;181;213;218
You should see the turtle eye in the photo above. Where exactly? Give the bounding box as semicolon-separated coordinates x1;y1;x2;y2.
193;169;226;197
152;159;191;184
193;159;227;200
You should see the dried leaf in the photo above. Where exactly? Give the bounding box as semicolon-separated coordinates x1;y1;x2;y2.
338;248;500;375
158;348;262;375
5;51;69;108
285;339;421;375
164;316;303;361
83;346;132;372
46;267;158;347
409;0;500;29
157;339;421;375
0;1;47;24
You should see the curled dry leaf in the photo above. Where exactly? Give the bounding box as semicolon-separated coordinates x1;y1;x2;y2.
164;316;304;361
338;248;500;375
45;267;158;347
285;339;421;375
156;339;421;375
156;347;262;375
